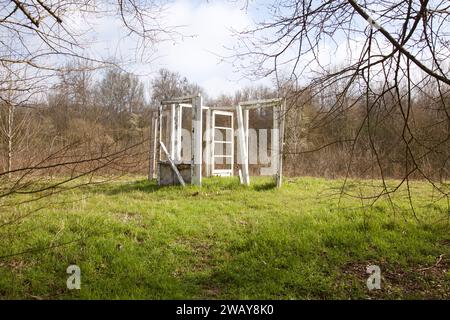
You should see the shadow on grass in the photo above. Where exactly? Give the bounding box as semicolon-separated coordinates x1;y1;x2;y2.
96;179;163;195
251;181;277;191
92;176;278;196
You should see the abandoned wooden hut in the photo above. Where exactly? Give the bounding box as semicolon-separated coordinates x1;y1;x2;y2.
148;94;285;187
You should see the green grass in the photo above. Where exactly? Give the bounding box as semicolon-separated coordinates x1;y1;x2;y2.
0;176;448;299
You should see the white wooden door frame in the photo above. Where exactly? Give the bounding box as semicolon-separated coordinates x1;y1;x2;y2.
211;110;234;177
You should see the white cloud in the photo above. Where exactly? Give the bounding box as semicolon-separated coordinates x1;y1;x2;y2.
70;0;272;99
47;0;450;101
152;0;269;98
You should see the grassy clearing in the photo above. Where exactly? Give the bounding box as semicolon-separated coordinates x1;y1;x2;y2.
0;176;448;299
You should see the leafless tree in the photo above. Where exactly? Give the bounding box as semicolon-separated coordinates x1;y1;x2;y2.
150;68;206;105
234;0;450;218
0;62;37;177
0;0;175;177
0;0;176;244
99;68;146;114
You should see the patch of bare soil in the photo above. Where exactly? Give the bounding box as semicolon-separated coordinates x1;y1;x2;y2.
340;256;449;299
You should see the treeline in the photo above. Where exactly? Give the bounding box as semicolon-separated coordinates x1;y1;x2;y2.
282;82;450;181
0;65;202;178
209;81;449;181
1;64;449;181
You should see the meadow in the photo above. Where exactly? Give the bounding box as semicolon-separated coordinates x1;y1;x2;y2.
0;177;448;299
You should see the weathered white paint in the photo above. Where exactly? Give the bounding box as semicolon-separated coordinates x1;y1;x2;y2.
155;95;284;188
236;104;249;185
272;105;280;178
205;108;212;177
211;110;234;177
170;104;176;160
276;99;286;188
148;115;158;180
191;95;203;185
158;104;163;163
243;109;249;156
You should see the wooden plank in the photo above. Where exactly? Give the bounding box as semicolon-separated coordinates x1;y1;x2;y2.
209;106;235;111
191;95;203;185
213;110;234;116
210;104;278;111
153;117;158;177
159;141;186;186
205;108;211;177
243;109;249;156
213;126;233;130
175;104;182;161
158;103;162;163
161;96;211;107
239;98;282;107
229;111;235;177
276;99;286;188
210;115;215;176
161;95;199;105
148;115;158;180
148;116;154;180
176;103;210;110
170;104;176;160
236;104;250;186
272;104;280;180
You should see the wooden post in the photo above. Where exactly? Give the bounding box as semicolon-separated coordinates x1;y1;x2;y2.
148;115;158;180
210;110;215;176
170;104;176;160
191;95;203;185
158;103;163;162
270;106;280;174
276;100;285;188
148;115;153;181
176;104;182;161
243;109;249;156
236;104;250;185
153;116;158;178
205;108;211;177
